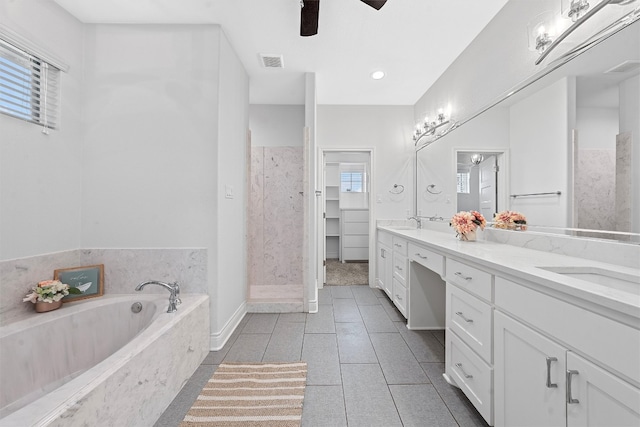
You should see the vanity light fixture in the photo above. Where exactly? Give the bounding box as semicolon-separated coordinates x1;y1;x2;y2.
371;70;385;80
470;154;484;165
532;0;639;65
412;107;454;145
563;0;591;22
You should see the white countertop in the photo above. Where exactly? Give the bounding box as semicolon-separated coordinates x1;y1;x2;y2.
377;226;640;321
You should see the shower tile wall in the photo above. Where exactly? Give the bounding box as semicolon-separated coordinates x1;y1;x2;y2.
615;132;632;232
575;148;616;231
249;147;304;300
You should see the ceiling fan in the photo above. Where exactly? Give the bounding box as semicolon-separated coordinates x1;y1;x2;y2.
300;0;388;36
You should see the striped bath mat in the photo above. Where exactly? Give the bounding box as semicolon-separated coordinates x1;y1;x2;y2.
180;362;307;427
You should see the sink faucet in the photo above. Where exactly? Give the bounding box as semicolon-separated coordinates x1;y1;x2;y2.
408;216;422;229
135;280;181;313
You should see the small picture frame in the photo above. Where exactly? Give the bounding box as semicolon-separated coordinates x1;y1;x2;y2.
54;264;105;302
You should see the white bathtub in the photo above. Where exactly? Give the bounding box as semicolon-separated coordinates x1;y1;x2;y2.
0;294;209;427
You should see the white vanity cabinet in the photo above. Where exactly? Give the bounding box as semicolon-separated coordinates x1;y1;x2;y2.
375;229;410;318
444;257;495;424
376;231;393;298
494;277;640;427
391;236;408;317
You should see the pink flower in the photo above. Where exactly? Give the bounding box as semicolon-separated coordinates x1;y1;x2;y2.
450;211;482;235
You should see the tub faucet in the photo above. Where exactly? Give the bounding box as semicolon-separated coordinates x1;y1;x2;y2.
408;216;422;229
135;280;180;313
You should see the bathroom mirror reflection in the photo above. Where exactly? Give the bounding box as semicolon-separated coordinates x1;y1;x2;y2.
417;18;639;242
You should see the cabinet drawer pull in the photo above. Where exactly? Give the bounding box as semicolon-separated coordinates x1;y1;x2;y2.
395;265;403;271
455;311;474;323
545;357;558;388
381;248;386;258
454;272;473;281
455;363;473;379
395;294;403;301
566;370;580;404
415;253;428;259
394;243;403;248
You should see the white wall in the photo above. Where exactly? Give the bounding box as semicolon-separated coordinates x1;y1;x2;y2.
317;105;415;220
249;105;304;147
577;107;618;149
214;31;249;338
509;78;572;227
0;0;84;260
80;24;220;249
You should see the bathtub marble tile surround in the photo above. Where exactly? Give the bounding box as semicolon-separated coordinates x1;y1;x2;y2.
0;248;207;324
1;294;210;427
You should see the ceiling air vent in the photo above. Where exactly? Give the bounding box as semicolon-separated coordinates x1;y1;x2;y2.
604;60;640;73
260;54;284;68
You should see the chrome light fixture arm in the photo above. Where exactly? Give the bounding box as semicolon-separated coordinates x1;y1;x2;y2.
535;0;616;65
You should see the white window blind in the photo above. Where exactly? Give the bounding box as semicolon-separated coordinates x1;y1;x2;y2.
457;172;470;194
0;39;60;131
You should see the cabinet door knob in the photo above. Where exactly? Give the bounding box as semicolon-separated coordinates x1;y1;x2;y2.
454;272;473;281
455;363;473;379
545;357;558;388
455;311;474;323
566;370;580;404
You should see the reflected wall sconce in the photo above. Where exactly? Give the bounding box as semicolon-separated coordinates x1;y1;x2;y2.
470;154;484;165
530;0;638;65
412;107;455;146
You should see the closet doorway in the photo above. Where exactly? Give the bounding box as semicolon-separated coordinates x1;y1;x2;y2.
318;149;374;288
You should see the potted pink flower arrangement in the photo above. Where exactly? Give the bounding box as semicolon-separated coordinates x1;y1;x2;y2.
23;280;81;312
450;210;486;241
493;210;527;231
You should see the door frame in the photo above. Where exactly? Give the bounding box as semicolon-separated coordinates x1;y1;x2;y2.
317;148;375;289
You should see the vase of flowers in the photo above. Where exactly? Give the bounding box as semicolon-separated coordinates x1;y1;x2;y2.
493;210;527;231
450;210;486;241
23;280;81;313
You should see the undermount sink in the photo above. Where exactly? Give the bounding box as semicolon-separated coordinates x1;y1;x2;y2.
537;266;640;294
386;225;416;230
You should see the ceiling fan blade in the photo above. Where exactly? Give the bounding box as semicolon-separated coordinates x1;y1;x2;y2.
360;0;387;10
300;0;320;37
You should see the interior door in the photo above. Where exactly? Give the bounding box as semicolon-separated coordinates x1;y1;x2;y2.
479;155;497;219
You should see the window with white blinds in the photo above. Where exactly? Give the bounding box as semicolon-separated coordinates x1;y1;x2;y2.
0;39;60;131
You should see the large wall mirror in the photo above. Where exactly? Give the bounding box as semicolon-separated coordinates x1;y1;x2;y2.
416;16;639;243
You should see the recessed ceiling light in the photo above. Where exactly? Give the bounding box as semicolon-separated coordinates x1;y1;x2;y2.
371;70;385;80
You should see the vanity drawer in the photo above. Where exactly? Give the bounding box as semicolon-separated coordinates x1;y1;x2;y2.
447;283;492;363
393;253;407;284
393;277;407;318
392;236;408;256
408;243;444;276
446;258;493;302
446;331;493;424
377;230;392;247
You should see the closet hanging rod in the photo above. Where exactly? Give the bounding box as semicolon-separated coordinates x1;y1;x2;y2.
510;191;561;198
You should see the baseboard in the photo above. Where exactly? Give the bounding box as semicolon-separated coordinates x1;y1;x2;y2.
210;301;246;351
